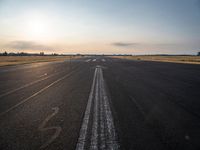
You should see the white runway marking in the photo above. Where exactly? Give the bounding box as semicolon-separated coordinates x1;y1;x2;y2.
85;59;91;62
39;107;62;149
75;68;98;150
99;68;119;149
0;71;64;99
76;66;119;150
99;70;106;150
92;59;96;62
90;68;100;150
101;59;106;62
39;73;48;78
0;70;76;117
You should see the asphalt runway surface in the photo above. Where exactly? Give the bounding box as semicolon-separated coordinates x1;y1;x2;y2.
0;56;200;150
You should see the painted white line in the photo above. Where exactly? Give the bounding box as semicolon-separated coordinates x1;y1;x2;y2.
39;73;48;78
90;68;100;150
102;59;106;62
39;107;62;149
99;69;106;150
85;59;91;62
0;70;76;117
92;59;96;62
100;68;119;150
76;66;119;150
0;71;64;99
75;68;98;150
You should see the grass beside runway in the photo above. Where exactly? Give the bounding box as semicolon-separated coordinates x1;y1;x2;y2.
0;56;82;67
112;55;200;64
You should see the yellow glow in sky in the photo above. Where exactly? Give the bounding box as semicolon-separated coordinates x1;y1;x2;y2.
23;13;54;41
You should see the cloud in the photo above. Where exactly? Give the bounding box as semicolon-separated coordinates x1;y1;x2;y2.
112;42;177;48
111;42;139;47
6;41;52;50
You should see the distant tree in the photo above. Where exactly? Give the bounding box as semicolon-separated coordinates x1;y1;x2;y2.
198;52;200;56
19;52;28;56
52;53;58;56
3;51;8;56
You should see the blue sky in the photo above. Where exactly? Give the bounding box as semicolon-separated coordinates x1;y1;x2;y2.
0;0;200;54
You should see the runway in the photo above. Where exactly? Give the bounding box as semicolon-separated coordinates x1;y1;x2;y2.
0;56;200;150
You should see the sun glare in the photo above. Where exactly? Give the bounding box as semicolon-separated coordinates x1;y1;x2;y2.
24;13;52;40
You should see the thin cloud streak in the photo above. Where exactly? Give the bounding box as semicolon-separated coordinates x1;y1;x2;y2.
6;41;52;50
111;42;178;48
112;42;139;47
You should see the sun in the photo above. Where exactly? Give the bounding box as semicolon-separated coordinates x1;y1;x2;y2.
25;13;52;40
28;18;45;35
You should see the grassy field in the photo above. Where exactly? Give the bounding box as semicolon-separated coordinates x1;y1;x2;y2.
0;56;81;67
112;55;200;64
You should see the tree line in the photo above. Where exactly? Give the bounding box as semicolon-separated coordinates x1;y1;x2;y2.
0;51;67;56
1;51;200;56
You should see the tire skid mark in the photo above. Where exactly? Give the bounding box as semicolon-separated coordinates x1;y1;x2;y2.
131;96;146;116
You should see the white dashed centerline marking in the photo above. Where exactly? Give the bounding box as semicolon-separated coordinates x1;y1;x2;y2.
85;59;91;62
76;66;119;150
39;73;48;78
101;59;106;62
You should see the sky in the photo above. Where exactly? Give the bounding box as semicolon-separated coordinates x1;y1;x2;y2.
0;0;200;54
